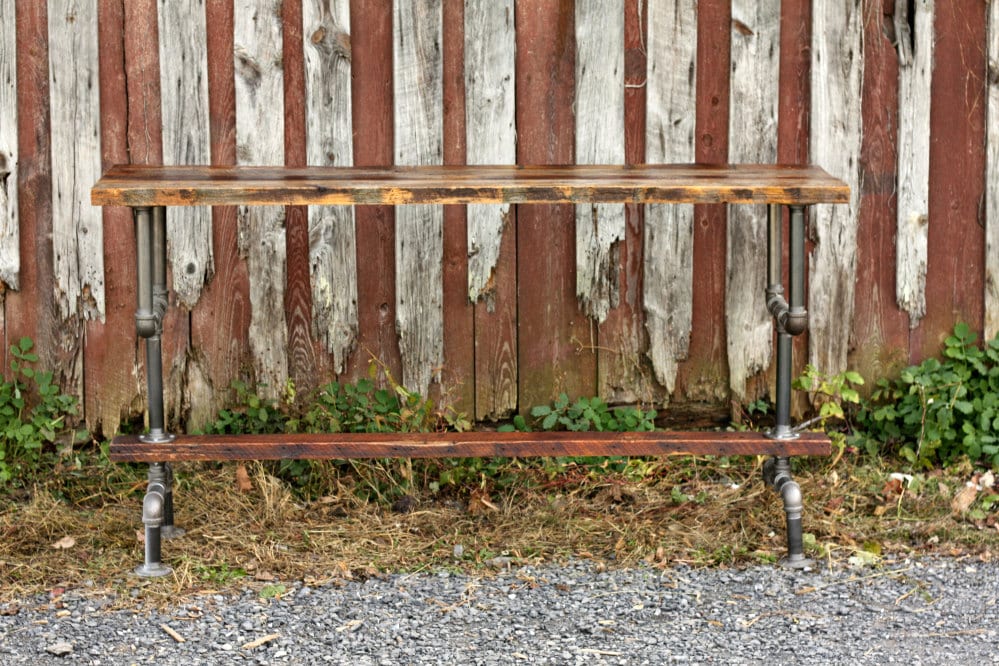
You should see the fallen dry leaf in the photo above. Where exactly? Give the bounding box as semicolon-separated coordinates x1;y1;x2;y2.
235;464;253;493
951;483;978;514
51;536;76;550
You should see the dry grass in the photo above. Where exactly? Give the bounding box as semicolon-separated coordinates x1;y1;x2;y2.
2;454;998;607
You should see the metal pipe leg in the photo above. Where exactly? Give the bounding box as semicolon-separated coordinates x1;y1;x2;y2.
132;208;179;574
135;463;172;577
763;457;810;568
763;204;811;565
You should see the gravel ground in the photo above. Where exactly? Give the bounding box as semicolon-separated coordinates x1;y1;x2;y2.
1;557;997;665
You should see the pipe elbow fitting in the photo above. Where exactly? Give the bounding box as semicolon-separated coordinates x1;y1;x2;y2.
142;489;165;527
785;309;808;336
780;480;804;518
135;312;158;338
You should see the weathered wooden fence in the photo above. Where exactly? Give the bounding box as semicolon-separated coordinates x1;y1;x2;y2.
0;0;996;436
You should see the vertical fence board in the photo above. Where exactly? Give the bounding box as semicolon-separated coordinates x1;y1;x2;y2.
644;0;696;395
187;0;251;431
986;0;999;342
726;0;778;401
516;1;595;410
235;0;288;396
345;0;401;386
852;0;909;385
158;0;212;309
894;0;933;328
0;0;17;291
303;0;357;374
598;0;657;404
809;1;863;377
282;0;322;390
8;2;74;394
574;0;624;324
684;0;730;405
440;0;474;414
914;0;986;360
464;0;516;418
393;0;443;396
89;0;167;434
464;0;514;304
49;0;104;323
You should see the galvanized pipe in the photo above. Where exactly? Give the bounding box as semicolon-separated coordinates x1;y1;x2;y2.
764;457;809;568
134;463;171;577
133;207;174;445
774;332;793;439
765;205;790;330
133;208;156;339
152;206;169;322
786;205;807;335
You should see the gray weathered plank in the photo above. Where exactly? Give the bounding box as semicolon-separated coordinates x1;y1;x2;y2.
394;0;443;396
49;0;104;321
986;0;999;342
303;0;357;373
0;0;16;291
575;0;625;324
644;0;696;394
464;0;515;304
895;0;933;328
158;0;213;309
810;0;864;376
726;0;780;401
234;0;287;395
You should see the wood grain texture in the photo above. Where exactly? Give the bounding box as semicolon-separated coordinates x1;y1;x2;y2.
89;0;167;435
463;0;516;419
234;0;288;397
110;429;831;462
92;164;849;206
912;0;986;361
303;0;357;373
986;0;999;342
894;0;933;328
515;0;595;412
809;0;864;378
186;0;252;432
158;0;213;309
49;0;104;322
282;0;322;391
464;0;515;303
852;0;910;388
393;0;444;397
597;0;656;404
683;0;731;405
440;0;474;415
345;0;401;388
643;0;697;394
726;0;779;401
0;0;17;291
574;0;625;324
6;1;68;393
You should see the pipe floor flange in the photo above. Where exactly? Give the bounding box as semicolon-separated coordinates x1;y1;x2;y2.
779;555;814;571
134;562;172;578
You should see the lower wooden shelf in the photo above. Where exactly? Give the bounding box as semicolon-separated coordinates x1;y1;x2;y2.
110;430;830;462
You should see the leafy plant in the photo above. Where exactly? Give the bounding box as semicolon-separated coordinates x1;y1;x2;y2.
524;393;656;433
0;338;79;485
857;323;999;468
